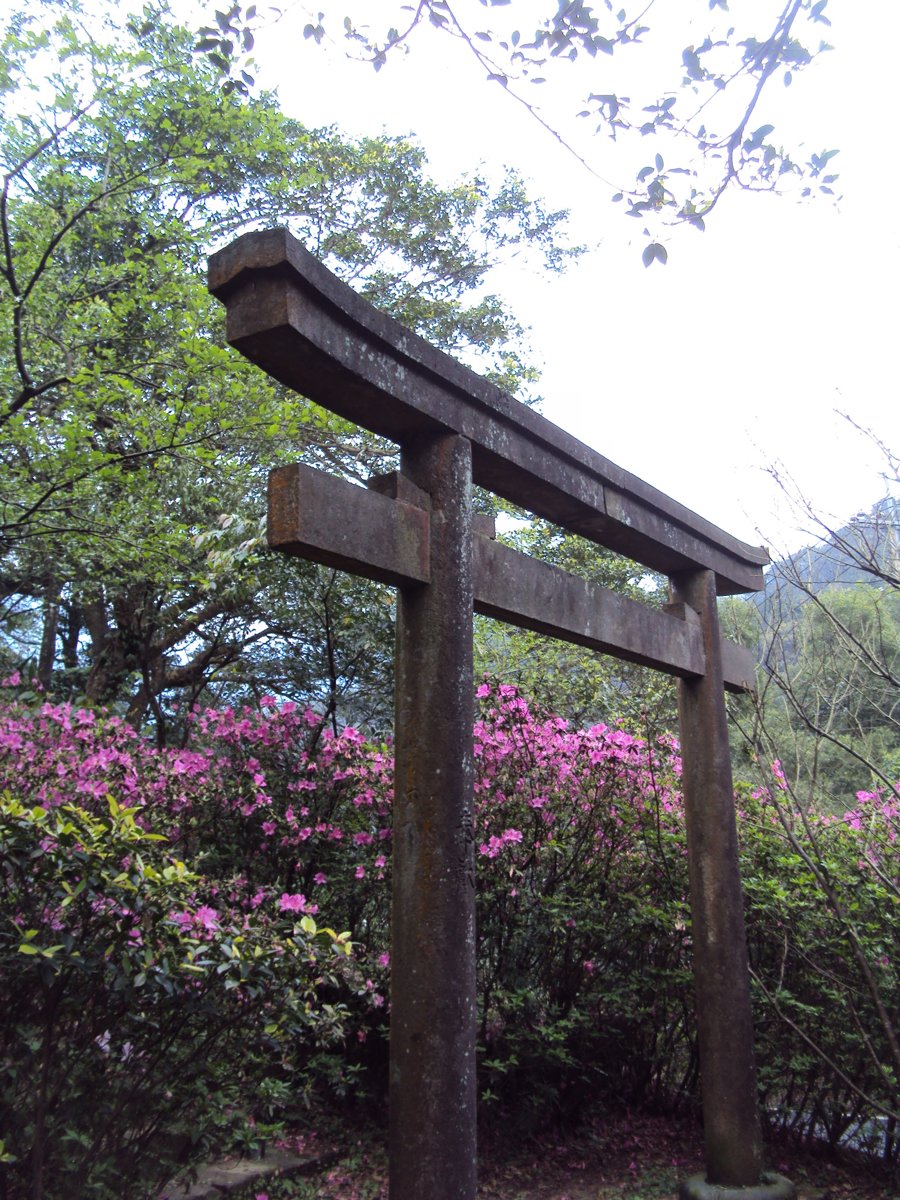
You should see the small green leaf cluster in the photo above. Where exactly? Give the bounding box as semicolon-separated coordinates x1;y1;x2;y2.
195;3;258;94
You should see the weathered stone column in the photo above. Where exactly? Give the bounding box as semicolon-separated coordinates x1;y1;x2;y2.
390;432;477;1200
670;568;774;1194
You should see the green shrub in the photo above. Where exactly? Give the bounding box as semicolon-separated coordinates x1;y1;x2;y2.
740;779;900;1155
0;792;351;1200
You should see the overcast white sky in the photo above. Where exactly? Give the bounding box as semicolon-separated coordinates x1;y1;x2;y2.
250;1;899;557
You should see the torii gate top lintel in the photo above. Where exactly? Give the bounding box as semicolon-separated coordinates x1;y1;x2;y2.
208;226;768;597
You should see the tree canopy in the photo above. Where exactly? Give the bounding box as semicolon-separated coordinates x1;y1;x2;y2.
200;0;839;258
0;0;579;734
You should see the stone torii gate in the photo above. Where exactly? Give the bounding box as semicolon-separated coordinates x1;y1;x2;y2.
209;229;793;1200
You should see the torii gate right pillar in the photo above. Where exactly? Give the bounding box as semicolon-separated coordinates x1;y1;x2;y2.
390;432;478;1200
670;568;767;1193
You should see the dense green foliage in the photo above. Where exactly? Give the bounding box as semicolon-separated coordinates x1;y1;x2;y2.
744;777;900;1154
0;781;352;1199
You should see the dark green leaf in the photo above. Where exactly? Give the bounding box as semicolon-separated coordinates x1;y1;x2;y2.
682;46;702;79
745;123;775;151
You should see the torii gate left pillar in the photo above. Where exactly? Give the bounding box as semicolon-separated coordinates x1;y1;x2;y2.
390;433;477;1199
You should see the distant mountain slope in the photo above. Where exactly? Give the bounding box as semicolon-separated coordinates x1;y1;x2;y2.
756;495;900;620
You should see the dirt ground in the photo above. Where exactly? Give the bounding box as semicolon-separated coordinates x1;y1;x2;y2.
474;1113;897;1200
282;1113;899;1200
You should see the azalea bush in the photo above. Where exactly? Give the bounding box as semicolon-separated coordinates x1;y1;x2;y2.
1;678;898;1191
0;683;696;1147
470;682;693;1129
0;688;397;1192
0;715;356;1198
0;691;393;964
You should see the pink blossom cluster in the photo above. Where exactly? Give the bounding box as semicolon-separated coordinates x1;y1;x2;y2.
4;678;896;1024
0;692;394;920
750;762;899;886
0;681;691;1018
472;682;685;872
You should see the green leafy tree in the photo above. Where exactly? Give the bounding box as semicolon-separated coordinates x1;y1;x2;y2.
780;585;900;797
0;0;577;734
200;0;840;257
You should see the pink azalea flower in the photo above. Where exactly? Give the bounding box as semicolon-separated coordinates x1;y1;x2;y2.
195;905;219;931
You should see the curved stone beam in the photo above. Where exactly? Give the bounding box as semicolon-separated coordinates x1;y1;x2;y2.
209;228;768;595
